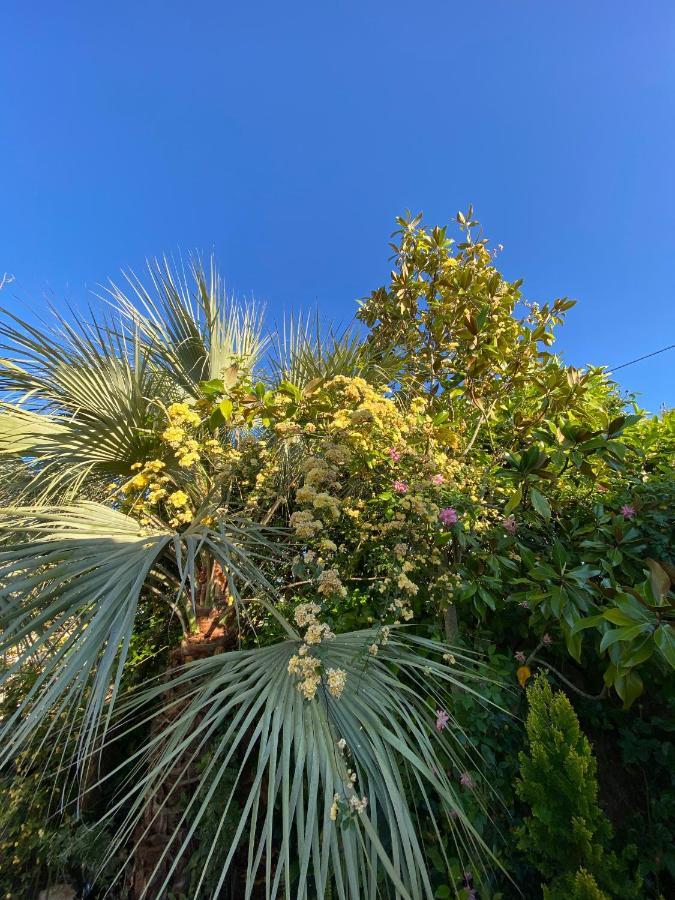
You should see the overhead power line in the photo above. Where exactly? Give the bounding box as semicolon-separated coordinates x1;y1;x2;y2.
609;343;675;373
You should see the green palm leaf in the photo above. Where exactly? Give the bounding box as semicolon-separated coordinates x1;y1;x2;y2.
0;502;287;776
96;630;498;899
108;256;267;397
0;307;162;500
270;312;397;390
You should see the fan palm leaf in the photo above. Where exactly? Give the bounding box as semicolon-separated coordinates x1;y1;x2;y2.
0;502;288;777
0;307;163;500
95;630;499;900
270;312;397;391
108;256;267;398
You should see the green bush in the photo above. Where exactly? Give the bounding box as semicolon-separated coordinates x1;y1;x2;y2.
543;868;610;900
516;674;639;898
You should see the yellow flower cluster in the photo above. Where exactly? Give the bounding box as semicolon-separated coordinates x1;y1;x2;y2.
118;460;171;523
317;568;347;598
161;402;203;468
325;666;347;698
287;653;322;701
293;602;335;645
166;402;201;427
290;509;323;539
166;488;193;526
325;376;409;455
286;600;346;700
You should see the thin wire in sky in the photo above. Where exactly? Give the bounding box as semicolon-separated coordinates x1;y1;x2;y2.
609;343;674;372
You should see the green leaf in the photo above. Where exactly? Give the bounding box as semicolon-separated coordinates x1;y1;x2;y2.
504;486;522;515
654;625;675;668
599;623;648;653
613;669;644;709
621;635;655;668
219;398;234;422
277;380;303;403
564;626;583;663
603;609;639;627
607;416;626;435
199;378;226;397
571;613;606;634
529;487;551;521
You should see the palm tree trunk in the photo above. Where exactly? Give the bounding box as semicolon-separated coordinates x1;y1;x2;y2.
129;604;236;899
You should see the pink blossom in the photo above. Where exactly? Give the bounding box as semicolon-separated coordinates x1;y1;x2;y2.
503;515;517;535
393;480;408;494
542;633;552;646
515;650;526;663
463;871;476;899
459;771;474;790
439;507;458;526
432;474;444;485
388;448;401;462
435;709;450;731
620;504;636;519
519;601;529;609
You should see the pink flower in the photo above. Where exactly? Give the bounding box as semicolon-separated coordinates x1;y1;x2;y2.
432;474;444;485
435;709;450;731
393;480;408;494
459;771;474;790
515;650;526;663
542;633;552;646
503;515;517;535
519;601;529;609
463;872;476;898
620;504;636;519
388;448;401;462
439;507;458;526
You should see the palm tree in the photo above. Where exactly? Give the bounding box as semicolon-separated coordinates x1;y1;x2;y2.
0;260;496;899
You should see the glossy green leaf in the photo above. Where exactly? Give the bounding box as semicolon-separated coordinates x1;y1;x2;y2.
529;487;551;521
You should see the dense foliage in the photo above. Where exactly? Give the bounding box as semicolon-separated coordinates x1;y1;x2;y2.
0;211;672;898
515;675;638;898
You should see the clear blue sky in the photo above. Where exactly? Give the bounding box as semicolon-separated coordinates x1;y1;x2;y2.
2;1;673;411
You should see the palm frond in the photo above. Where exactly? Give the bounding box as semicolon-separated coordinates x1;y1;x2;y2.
108;256;268;397
0;306;162;500
0;502;288;777
96;630;500;899
270;312;397;390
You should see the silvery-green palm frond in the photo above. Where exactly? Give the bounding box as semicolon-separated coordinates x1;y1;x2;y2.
0;502;287;777
270;312;397;390
107;256;267;398
0;306;162;501
97;630;499;900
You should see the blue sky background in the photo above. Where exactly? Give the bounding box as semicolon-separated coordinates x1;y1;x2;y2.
1;1;673;411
